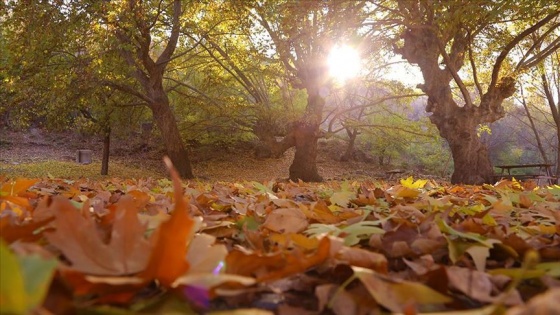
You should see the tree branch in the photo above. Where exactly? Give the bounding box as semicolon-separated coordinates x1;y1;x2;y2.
435;33;473;107
327;93;424;132
155;0;182;68
490;11;560;90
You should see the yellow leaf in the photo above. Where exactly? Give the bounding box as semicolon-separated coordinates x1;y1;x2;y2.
388;185;420;198
400;176;428;189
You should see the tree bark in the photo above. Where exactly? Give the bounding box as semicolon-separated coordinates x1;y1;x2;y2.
340;128;358;162
289;122;323;182
100;127;110;176
150;98;194;179
288;84;325;182
435;108;495;184
252;119;294;158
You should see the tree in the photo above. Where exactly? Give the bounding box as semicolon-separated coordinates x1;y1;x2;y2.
164;2;303;157
94;0;194;178
241;0;370;181
373;0;560;184
3;0;197;178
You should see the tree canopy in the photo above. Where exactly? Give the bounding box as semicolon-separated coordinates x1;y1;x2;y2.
2;0;560;183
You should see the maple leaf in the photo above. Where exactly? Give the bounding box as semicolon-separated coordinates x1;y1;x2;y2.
305;217;388;246
400;176;428;189
45;195;150;275
0;215;54;244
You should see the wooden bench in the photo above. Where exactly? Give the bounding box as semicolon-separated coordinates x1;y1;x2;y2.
494;163;557;185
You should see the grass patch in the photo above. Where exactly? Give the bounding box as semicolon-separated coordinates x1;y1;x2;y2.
0;160;166;180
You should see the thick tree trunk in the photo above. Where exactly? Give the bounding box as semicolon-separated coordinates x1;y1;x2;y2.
288;83;325;182
396;26;515;184
151;100;194;179
100;127;110;176
289;122;323;182
434;111;494;184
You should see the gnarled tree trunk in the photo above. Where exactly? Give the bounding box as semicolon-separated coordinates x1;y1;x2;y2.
340;128;358;162
433;106;494;184
112;0;194;179
398;27;515;184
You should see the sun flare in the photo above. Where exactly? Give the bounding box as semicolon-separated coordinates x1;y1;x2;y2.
327;45;361;83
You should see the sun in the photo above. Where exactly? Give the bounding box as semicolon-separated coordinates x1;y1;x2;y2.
327;45;361;83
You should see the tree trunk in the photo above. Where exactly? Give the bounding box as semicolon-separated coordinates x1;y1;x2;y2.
340;128;358;162
435;111;494;184
396;26;515;184
151;100;194;179
289;122;323;182
288;83;325;182
100;127;110;176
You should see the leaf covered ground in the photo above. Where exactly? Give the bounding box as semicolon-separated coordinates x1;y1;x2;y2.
1;163;560;314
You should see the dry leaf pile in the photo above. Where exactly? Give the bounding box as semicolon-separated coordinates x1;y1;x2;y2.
1;165;560;314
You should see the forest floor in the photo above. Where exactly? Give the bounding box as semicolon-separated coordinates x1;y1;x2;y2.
0;129;394;182
2;129;559;315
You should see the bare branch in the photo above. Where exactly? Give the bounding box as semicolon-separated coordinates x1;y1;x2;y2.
327;93;425;132
435;33;473;107
467;32;483;97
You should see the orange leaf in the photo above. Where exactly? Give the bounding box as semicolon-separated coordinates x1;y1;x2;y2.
0;178;38;196
139;157;194;287
45;196;151;275
226;237;331;283
0;216;54;244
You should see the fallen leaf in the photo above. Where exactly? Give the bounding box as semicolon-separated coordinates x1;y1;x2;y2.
45;196;150;275
353;266;451;312
140;157;195;286
262;207;308;233
0;241;57;314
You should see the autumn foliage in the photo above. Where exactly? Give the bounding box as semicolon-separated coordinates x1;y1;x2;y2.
1;163;560;314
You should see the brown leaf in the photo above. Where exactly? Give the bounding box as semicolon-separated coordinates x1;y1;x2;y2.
45;196;150;275
506;288;560;315
354;266;451;313
332;240;388;273
226;237;331;282
445;266;522;305
0;215;54;244
262;208;308;233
